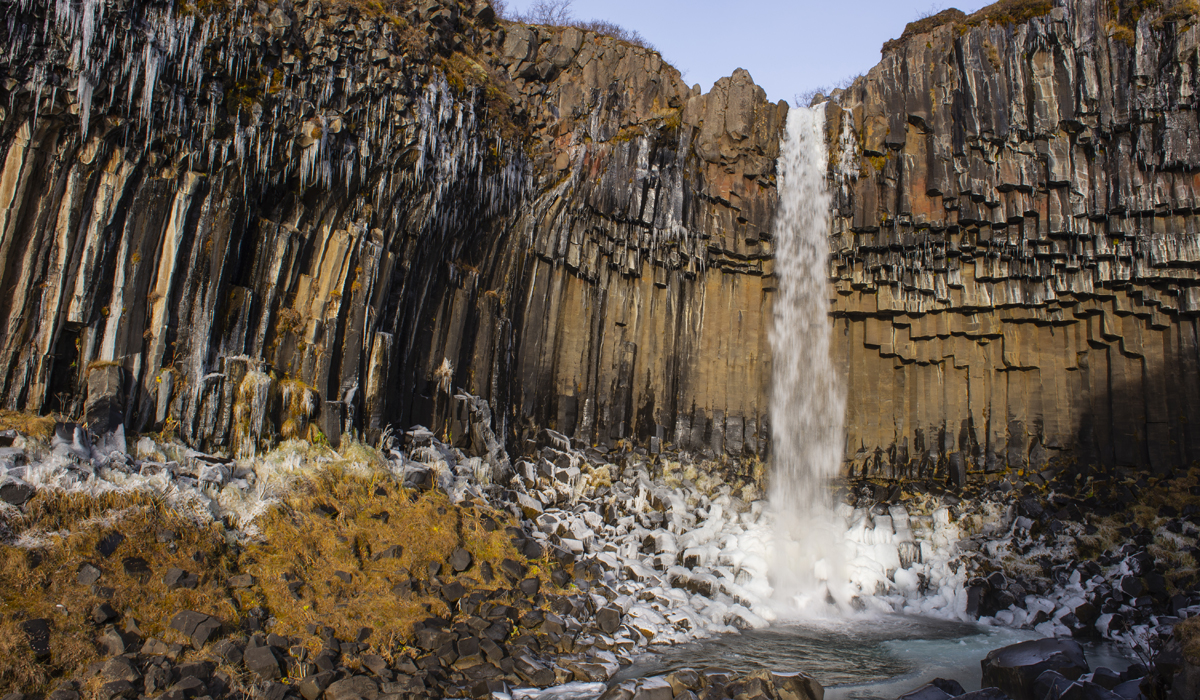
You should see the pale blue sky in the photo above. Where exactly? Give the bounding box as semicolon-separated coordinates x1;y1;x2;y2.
501;0;995;103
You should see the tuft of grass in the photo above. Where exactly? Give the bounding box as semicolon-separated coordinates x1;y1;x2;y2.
1178;615;1200;663
1107;19;1137;44
0;411;56;442
882;8;967;52
965;0;1055;26
1152;0;1200;26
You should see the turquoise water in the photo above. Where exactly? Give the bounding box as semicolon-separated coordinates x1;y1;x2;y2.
614;616;1134;700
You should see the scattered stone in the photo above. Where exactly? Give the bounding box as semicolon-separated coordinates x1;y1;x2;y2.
164;567;199;590
450;547;474;572
374;545;403;560
95;531;125;557
0;473;33;505
325;676;380;700
244;645;282;679
19;618;51;657
100;657;141;683
501;558;527;580
596;605;622;634
300;672;335;700
92;602;119;625
168;610;222;648
95;680;136;700
77;562;102;585
211;639;244;666
97;626;139;655
121;556;151;583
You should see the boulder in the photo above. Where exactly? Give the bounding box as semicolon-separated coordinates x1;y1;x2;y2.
1057;682;1122;700
244;645;281;680
1033;670;1075;700
516;491;544;518
167;610;222;648
299;672;335;700
981;639;1088;700
757;669;823;700
449;547;473;572
77;562;102;585
326;676;380;700
957;691;1009;700
100;657;141;683
95;681;136;700
596;605;623;634
19;618;51;658
632;677;673;700
97;626;139;655
899;685;954;700
0;474;33;505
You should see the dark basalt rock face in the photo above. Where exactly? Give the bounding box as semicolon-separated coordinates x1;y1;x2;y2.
0;0;785;459
823;0;1200;479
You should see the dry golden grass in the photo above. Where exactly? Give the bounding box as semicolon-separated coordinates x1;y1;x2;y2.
243;468;533;654
0;410;56;442
0;445;566;694
0;491;237;693
1177;615;1200;663
1072;467;1200;591
965;0;1056;26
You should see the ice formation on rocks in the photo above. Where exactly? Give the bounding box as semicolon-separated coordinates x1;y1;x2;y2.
0;408;1185;685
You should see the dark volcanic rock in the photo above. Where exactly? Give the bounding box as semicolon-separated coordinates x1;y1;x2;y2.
325;676;380;700
981;638;1088;700
19;618;51;658
244;645;281;680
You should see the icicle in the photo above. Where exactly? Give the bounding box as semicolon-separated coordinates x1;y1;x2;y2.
78;74;93;137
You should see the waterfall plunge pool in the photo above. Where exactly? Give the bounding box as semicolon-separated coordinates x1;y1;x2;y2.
611;616;1135;700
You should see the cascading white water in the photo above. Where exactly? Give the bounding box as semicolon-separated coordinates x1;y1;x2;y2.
768;105;850;612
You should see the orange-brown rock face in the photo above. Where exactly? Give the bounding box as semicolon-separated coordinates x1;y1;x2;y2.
823;0;1200;477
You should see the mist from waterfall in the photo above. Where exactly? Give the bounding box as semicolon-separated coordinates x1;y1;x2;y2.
768;105;850;614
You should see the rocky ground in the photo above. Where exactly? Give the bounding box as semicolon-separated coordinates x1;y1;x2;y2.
1;410;1200;700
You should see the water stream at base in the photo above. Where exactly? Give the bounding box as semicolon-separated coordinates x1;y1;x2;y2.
611;619;1134;700
768;104;851;612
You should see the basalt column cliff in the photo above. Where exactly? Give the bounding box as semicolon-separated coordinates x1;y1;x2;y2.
824;0;1200;478
0;0;785;461
4;0;1200;476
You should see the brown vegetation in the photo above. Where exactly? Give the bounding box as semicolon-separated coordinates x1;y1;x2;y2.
244;468;537;652
965;0;1056;27
0;462;546;694
0;491;237;692
0;410;55;442
882;8;967;52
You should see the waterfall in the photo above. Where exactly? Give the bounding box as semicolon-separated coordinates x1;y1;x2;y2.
768;105;849;613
